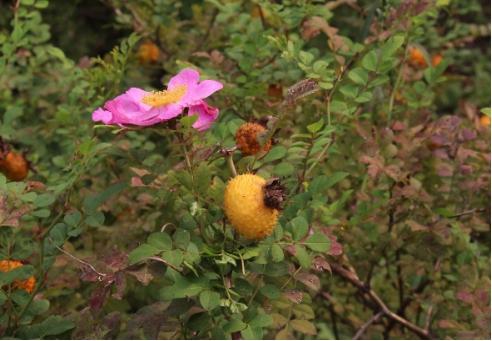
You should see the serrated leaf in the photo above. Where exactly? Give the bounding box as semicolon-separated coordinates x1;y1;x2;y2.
295;245;311;269
260;284;281;299
362;50;378;71
290;319;317;335
128;244;160;265
147;232;172;251
18;315;75;339
224;319;247;333
290;216;309;241
199;290;221;310
307;118;324;134
304;232;331;252
271;244;284;262
262;146;287;163
348;67;369;85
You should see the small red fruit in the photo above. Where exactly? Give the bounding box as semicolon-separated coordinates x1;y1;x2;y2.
0;151;29;181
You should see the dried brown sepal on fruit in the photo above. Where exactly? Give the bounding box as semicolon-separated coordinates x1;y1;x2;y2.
235;122;272;156
263;177;287;210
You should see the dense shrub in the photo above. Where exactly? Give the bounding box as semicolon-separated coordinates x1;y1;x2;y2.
0;0;490;339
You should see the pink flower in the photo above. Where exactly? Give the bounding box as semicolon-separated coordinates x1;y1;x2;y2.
92;68;223;127
188;101;219;131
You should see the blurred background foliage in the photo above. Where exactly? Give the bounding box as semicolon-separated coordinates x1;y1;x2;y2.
0;0;490;339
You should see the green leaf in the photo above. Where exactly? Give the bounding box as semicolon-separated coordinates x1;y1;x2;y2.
147;232;172;251
242;247;260;260
312;60;329;74
199;290;221;310
348;67;369;85
299;51;314;65
33;193;55;208
355;91;373;103
381;34;405;60
290;319;317;335
304;232;331;252
295;245;311;269
128;244;160;265
262;146;287;163
83;182;127;212
18;316;75;339
159;275;208;300
161;250;184;268
307;118;324;134
309;172;349;194
260;284;281;299
271;244;284;262
174;230;190;249
84;211;105;227
241;325;263;340
0;265;34;286
249;313;273;328
362;50;378;71
63;211;81;226
290;216;309;241
223;319;247;333
273;162;295;176
480;107;491;117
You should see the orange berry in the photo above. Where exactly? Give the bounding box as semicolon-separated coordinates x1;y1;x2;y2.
432;54;443;67
235;123;272;156
137;41;160;64
480;115;490;127
408;47;427;68
0;151;29;181
0;260;36;293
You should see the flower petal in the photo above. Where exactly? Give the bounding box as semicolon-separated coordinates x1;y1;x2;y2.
92;108;113;124
192;80;223;102
188;101;219;131
167;68;200;90
157;103;184;120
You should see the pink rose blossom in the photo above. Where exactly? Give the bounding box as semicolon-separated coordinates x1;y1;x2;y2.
188;101;219;131
92;68;223;128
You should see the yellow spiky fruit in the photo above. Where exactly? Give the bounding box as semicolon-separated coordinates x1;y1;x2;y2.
224;174;279;240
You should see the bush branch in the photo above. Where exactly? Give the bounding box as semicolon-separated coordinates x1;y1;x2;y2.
329;261;434;339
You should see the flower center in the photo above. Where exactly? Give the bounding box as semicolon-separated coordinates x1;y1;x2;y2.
141;85;187;107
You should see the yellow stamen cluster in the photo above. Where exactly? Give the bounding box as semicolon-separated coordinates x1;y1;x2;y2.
141;85;187;107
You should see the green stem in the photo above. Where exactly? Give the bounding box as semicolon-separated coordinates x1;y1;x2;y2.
227;153;237;177
388;35;410;124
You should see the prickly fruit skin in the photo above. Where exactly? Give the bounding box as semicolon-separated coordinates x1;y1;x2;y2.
0;151;29;181
0;260;36;293
224;174;278;240
235;122;272;156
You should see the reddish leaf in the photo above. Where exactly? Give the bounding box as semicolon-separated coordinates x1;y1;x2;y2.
284;290;304;304
295;272;320;292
